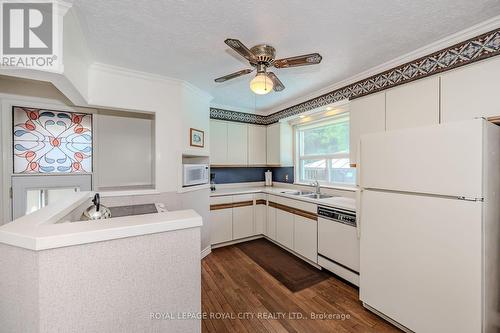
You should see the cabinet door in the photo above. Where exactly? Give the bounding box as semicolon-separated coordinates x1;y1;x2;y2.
210;208;233;245
349;92;386;164
266;205;277;240
441;57;500;123
227;122;248;165
386;76;439;131
233;204;254;239
209;120;227;165
279;122;293;166
248;125;267;165
276;209;294;249
254;196;267;235
294;215;318;263
266;123;280;165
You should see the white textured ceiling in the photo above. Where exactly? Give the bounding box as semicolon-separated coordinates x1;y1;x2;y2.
70;0;500;113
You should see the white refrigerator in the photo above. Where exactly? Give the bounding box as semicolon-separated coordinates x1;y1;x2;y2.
357;119;500;333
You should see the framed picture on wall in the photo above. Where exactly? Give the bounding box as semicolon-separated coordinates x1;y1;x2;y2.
190;128;204;148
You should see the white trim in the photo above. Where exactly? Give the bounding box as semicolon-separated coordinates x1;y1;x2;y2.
210;103;267;116
264;236;322;269
183;81;213;102
264;15;500;115
90;62;184;85
211;235;263;248
89;62;213;101
201;245;211;259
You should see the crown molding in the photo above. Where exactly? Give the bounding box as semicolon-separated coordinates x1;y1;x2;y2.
209;102;265;115
89;62;184;85
89;62;212;101
183;81;213;102
264;15;500;115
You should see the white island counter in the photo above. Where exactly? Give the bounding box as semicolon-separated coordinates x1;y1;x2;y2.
0;191;203;333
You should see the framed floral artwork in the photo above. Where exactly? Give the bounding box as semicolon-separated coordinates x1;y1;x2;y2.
12;106;93;174
190;128;204;148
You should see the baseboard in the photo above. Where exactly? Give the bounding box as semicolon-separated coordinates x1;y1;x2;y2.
263;236;322;270
211;235;264;249
201;246;211;259
210;235;322;270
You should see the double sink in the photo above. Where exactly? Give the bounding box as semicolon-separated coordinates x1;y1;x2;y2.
280;190;335;200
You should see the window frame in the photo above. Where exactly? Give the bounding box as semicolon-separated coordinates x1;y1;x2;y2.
294;112;354;187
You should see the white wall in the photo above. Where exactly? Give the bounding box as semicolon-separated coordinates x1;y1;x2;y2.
88;64;185;192
182;84;211;156
63;8;91;101
94;110;154;189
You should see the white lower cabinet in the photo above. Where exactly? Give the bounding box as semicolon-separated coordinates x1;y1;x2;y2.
254;194;267;235
232;194;255;240
211;192;319;265
210;194;256;245
294;215;317;263
276;209;294;250
210;196;233;245
266;196;277;240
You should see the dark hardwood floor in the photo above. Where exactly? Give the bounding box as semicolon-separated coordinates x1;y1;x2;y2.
202;241;402;333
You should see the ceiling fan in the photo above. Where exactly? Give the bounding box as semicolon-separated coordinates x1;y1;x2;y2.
214;39;322;95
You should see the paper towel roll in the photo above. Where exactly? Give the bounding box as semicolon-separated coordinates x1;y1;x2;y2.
265;170;273;186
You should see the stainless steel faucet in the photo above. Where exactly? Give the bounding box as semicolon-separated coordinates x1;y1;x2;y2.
311;180;321;195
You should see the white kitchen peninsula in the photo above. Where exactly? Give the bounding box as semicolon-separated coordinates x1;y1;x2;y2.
0;192;203;333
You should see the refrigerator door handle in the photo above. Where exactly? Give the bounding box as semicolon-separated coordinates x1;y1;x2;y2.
355;189;362;239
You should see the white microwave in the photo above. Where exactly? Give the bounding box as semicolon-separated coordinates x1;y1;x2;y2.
183;164;209;187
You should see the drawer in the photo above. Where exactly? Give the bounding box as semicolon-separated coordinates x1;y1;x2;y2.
210;196;233;205
232;194;254;203
276;196;317;214
267;194;279;203
254;193;267;201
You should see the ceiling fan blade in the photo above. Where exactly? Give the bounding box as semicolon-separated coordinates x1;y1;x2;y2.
224;38;257;62
267;72;285;92
273;53;322;68
214;69;253;83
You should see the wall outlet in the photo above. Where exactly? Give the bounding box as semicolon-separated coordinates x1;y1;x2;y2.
285;174;289;182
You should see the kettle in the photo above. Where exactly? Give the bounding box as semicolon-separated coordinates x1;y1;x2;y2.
82;193;112;220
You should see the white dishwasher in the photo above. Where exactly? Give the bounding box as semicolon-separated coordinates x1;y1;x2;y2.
317;205;360;286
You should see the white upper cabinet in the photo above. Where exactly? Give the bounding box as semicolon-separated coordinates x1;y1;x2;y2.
209;120;228;165
266;122;293;166
210;120;249;166
349;92;386;165
386;76;440;131
248;125;267;165
441;57;500;123
227;122;248;165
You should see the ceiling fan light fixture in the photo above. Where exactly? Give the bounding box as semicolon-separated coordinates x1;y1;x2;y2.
250;73;273;95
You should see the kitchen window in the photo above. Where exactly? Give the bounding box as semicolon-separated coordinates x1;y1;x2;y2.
295;113;356;186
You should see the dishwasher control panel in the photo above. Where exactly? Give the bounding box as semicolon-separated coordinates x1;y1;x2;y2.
318;206;356;227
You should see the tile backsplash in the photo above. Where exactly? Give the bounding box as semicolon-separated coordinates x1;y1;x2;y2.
211;167;294;184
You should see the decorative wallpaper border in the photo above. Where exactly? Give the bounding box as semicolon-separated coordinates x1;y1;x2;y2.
209;107;267;125
211;28;500;125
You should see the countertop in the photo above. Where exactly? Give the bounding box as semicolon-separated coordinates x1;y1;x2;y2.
0;191;202;251
210;185;356;211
